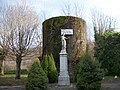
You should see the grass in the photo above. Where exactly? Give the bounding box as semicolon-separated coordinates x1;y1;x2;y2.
0;74;27;86
103;76;114;80
1;74;27;77
103;76;120;80
101;76;120;84
0;74;120;86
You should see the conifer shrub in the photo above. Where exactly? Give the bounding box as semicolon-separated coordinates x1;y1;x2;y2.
26;61;49;90
41;54;49;75
48;54;58;83
42;54;58;83
76;53;104;90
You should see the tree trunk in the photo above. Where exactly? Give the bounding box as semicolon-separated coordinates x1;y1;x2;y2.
94;26;97;57
0;60;4;75
15;55;22;79
0;60;2;75
1;60;4;75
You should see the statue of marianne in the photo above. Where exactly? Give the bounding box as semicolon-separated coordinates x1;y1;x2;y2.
61;33;66;50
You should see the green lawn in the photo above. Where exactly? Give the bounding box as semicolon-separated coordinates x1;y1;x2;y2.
103;76;120;80
0;75;119;86
104;76;114;79
0;74;27;86
1;74;27;77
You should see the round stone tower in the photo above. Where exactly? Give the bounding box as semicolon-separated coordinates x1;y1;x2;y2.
42;16;87;82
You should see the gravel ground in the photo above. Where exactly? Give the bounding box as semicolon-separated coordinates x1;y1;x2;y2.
101;78;120;90
101;83;120;90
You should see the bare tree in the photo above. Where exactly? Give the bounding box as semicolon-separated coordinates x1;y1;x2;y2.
33;29;43;59
61;2;85;18
0;7;9;75
74;3;85;18
0;33;9;75
62;3;72;16
90;9;117;57
0;4;39;79
91;9;117;35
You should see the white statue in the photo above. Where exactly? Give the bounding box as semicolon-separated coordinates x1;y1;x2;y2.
61;33;66;50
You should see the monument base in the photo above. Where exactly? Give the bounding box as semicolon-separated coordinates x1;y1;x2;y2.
58;75;70;86
58;50;70;86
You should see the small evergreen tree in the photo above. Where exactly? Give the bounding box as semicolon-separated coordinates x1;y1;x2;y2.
41;55;49;75
76;54;104;90
26;61;49;90
42;54;58;83
48;54;58;83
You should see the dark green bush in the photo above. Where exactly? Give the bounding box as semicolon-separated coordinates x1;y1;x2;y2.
76;54;104;90
26;61;49;90
98;32;120;76
4;69;28;75
42;54;58;83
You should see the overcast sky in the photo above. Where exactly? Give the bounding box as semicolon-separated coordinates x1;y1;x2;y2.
0;0;120;39
1;0;120;19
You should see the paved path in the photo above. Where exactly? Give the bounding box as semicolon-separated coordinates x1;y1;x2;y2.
0;86;25;90
101;83;120;90
0;82;120;90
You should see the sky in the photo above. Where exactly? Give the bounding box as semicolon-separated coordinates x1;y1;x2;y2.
1;0;120;20
0;0;120;39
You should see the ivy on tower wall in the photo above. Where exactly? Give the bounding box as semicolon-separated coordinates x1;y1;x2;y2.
42;16;87;82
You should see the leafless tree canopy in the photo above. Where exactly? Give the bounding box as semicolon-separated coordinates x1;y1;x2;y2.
0;3;40;78
91;9;117;35
0;4;39;57
62;3;71;16
61;2;85;18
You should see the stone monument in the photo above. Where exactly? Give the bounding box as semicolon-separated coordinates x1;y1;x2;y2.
58;29;73;86
61;33;67;53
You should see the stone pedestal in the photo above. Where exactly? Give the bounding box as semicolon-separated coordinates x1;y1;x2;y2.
58;50;70;86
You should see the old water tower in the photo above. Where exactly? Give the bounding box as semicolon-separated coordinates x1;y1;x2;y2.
42;16;87;81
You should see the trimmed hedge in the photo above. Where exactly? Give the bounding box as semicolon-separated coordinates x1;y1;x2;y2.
26;61;49;90
76;53;104;90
